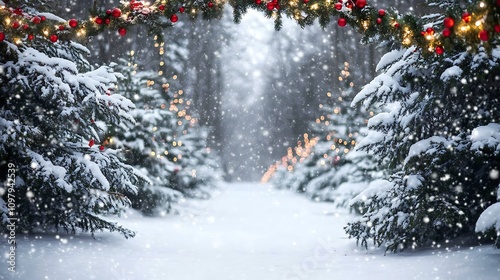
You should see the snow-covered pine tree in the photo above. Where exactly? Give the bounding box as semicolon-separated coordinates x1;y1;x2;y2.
301;63;377;206
109;56;183;215
166;90;223;199
268;62;376;208
0;22;145;236
345;1;500;251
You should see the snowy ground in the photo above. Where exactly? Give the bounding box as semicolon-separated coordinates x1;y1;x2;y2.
3;183;500;280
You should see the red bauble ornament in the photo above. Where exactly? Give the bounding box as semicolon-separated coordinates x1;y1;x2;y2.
105;18;111;25
376;17;382;24
338;18;347;27
12;21;20;29
435;45;444;55
99;145;105;151
106;9;112;15
335;2;342;10
494;24;500;33
345;0;353;9
443;17;454;29
32;16;41;24
69;18;78;28
118;27;127;36
0;32;5;42
22;24;29;30
112;8;122;18
394;22;400;28
170;14;179;22
356;0;366;8
13;8;23;15
50;34;58;43
58;25;65;31
95;17;103;25
303;0;309;3
442;28;451;37
40;16;47;21
207;2;214;8
159;4;165;11
266;2;275;10
28;34;34;40
426;27;435;35
89;139;95;147
378;9;385;16
497;0;500;6
478;30;489;41
461;12;471;23
179;6;186;13
255;0;262;4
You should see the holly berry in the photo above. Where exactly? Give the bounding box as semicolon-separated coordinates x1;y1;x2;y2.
356;0;366;8
338;18;347;27
179;6;186;12
112;8;122;18
0;32;5;42
442;28;451;37
118;27;127;36
50;34;58;43
478;30;489;41
435;45;444;55
69;18;78;28
28;34;34;41
12;21;20;29
170;14;179;23
376;18;382;25
207;2;214;8
462;12;471;23
89;139;95;147
159;4;165;11
443;17;454;29
378;9;386;16
99;145;105;151
105;18;111;25
494;24;500;33
32;16;41;24
95;17;103;25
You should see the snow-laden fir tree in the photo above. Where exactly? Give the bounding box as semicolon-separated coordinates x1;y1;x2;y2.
111;55;223;212
166;89;223;199
0;25;145;236
270;63;376;208
345;1;500;251
110;56;183;215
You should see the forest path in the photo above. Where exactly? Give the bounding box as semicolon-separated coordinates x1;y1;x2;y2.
7;183;500;280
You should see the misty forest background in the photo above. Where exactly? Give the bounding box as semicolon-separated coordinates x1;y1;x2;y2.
56;0;421;181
